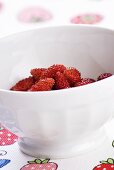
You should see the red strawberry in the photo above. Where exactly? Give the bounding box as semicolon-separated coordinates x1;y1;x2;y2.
41;64;66;79
0;126;18;146
75;78;95;86
64;67;81;85
48;64;66;75
10;76;35;91
20;159;58;170
93;158;114;170
30;68;46;80
97;73;112;81
54;71;70;89
40;69;54;79
29;78;55;91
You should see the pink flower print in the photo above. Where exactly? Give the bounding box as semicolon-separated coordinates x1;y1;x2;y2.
71;13;103;24
18;6;52;23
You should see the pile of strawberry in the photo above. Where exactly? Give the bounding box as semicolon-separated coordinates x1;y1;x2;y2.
10;64;113;91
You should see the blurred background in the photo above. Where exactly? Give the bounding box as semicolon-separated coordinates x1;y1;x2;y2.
0;0;114;37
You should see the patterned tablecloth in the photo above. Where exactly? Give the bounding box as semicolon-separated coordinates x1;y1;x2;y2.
0;0;114;169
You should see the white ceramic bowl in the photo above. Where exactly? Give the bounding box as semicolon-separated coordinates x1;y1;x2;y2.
0;25;114;158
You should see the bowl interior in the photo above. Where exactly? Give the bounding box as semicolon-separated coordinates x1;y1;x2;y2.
0;26;114;89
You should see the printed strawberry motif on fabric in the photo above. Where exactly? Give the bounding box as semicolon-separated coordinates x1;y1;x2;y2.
93;141;114;169
0;159;11;168
20;159;58;170
17;6;52;23
93;158;114;170
0;126;18;146
71;13;103;24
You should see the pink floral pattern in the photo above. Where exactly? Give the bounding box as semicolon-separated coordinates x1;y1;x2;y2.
0;2;3;11
71;13;103;24
17;6;52;23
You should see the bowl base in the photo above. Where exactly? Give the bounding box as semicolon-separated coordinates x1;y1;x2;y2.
18;127;106;159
